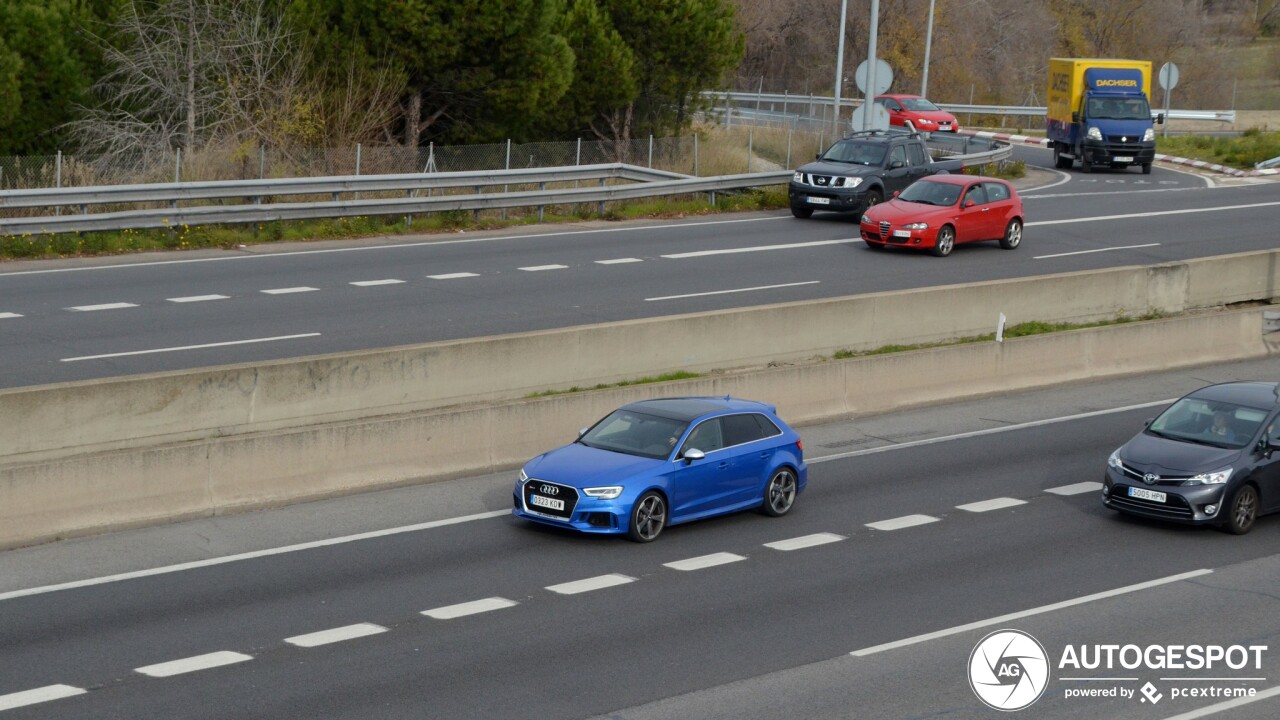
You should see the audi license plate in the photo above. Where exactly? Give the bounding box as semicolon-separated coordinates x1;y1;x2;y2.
530;494;565;511
807;196;830;205
1128;487;1166;503
1113;156;1134;163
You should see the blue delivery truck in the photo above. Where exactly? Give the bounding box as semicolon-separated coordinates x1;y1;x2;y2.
1046;58;1164;174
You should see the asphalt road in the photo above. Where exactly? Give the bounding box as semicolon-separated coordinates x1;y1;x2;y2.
1;147;1276;388
2;356;1277;719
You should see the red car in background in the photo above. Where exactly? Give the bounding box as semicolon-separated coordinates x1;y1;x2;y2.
859;175;1023;257
874;94;959;133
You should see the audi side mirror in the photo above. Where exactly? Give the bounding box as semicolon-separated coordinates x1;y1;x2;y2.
681;448;705;464
578;427;588;437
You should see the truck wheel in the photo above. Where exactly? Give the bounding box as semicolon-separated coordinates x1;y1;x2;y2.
864;189;883;209
1080;160;1092;174
1053;146;1072;169
1141;163;1153;175
790;205;813;219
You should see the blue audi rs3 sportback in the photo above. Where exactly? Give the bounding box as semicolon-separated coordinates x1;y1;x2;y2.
513;396;807;542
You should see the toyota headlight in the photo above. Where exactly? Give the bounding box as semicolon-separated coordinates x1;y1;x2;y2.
904;222;929;230
1107;449;1123;470
1183;468;1232;486
583;486;623;499
1087;127;1102;141
793;171;803;182
1142;128;1155;142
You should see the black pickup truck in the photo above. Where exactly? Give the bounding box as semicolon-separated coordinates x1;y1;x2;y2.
788;130;964;219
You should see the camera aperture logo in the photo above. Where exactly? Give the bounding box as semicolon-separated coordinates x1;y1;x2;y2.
968;630;1050;711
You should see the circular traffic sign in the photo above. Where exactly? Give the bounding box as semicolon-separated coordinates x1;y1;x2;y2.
1159;62;1179;91
855;58;894;96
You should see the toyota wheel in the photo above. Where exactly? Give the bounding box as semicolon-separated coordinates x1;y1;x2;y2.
1223;485;1258;535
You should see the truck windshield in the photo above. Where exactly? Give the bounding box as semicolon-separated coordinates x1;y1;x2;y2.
821;141;887;166
1086;96;1151;120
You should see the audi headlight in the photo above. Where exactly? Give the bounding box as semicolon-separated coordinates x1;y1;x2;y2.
904;222;929;230
1142;128;1155;142
793;171;803;182
1183;468;1232;486
1107;449;1123;470
583;486;623;499
837;176;864;188
1087;127;1102;141
518;468;529;483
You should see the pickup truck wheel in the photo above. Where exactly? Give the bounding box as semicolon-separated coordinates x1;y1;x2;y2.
1141;163;1153;175
931;226;955;257
999;219;1022;249
1053;146;1072;169
864;189;883;210
790;205;813;219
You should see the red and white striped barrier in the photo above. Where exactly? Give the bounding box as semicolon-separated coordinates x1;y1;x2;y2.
959;130;1280;178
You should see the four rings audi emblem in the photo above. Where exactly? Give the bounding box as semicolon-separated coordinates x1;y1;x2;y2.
1143;473;1160;485
538;483;560;495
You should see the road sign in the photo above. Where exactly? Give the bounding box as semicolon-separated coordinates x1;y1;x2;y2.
1158;62;1179;90
851;102;891;131
855;59;893;96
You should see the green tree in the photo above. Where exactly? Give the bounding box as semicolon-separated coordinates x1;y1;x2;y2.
548;0;639;150
289;0;574;145
0;0;104;154
604;0;744;137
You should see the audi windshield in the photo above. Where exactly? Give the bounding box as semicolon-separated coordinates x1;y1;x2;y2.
578;410;690;459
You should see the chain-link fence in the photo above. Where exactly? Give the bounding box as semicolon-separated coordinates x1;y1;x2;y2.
0;133;800;191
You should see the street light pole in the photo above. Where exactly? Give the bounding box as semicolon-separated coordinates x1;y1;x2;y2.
833;0;849;136
921;0;936;97
863;0;880;130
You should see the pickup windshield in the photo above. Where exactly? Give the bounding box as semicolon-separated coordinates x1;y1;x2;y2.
821;141;887;166
898;179;961;207
1086;96;1151;121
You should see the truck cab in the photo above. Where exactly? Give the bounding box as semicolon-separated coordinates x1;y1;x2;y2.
1047;60;1164;174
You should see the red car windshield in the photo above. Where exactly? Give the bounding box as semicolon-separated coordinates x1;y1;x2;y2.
900;98;942;112
898;180;961;206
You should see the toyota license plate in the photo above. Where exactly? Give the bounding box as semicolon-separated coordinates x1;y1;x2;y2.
1128;487;1166;503
530;495;565;511
1113;156;1134;163
807;196;830;205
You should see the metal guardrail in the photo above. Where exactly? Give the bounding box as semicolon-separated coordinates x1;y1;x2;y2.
0;164;687;211
0;142;1011;235
711;91;1237;124
1258;156;1280;170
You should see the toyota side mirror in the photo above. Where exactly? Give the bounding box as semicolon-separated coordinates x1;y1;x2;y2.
1267;438;1280;452
815;153;821;160
681;448;705;464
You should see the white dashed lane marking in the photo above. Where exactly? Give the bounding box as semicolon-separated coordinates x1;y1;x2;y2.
427;272;479;280
261;287;318;295
134;651;253;678
956;497;1028;513
349;279;405;287
60;333;321;362
167;295;229;303
0;685;87;712
764;533;846;551
660;239;850;259
518;264;569;272
0;312;22;319
866;515;940;531
1045;482;1103;496
422;597;518;620
663;553;746;571
545;574;635;595
595;258;643;264
67;302;137;312
285;623;387;648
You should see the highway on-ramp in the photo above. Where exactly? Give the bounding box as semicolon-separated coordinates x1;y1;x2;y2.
1;357;1277;719
0;156;1277;388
